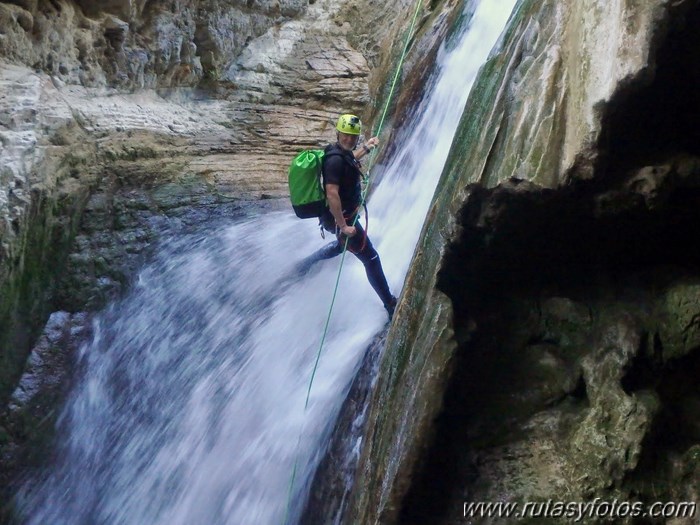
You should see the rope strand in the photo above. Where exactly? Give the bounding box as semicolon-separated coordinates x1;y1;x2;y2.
283;2;424;522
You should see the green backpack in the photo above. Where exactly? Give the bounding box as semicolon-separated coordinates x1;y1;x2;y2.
288;149;328;218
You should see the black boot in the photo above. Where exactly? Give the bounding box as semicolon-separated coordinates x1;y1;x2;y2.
384;295;398;320
363;255;393;309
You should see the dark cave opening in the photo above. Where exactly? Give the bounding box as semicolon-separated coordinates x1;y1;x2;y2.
399;3;700;521
654;348;700;452
400;179;700;524
620;332;663;395
442;182;700;320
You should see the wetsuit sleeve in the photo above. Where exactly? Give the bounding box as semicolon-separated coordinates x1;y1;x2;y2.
323;154;344;186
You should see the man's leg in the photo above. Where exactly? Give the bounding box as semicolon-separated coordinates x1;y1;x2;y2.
344;224;396;316
294;240;342;276
361;250;395;306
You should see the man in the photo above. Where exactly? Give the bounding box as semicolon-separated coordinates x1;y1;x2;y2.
297;114;397;319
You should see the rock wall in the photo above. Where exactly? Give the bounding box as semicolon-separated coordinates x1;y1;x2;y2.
0;0;309;88
348;0;700;523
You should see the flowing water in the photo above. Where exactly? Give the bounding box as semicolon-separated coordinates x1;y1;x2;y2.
19;1;517;523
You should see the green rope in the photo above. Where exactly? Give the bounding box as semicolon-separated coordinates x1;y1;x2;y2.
371;0;424;147
283;1;424;523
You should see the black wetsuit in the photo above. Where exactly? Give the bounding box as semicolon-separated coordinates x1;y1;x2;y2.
309;143;394;308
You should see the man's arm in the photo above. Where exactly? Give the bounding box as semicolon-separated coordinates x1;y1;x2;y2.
326;184;356;237
353;136;380;160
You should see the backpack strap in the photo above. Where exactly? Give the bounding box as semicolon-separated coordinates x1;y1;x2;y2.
321;145;363;178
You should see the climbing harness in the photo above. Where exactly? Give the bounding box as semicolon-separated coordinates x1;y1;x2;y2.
336;205;369;254
283;0;424;521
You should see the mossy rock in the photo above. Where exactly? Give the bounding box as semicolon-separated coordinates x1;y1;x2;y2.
658;282;700;360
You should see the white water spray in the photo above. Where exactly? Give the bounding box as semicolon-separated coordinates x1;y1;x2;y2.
19;1;517;523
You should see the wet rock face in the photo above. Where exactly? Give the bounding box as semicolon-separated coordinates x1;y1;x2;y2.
348;0;700;523
0;310;87;522
302;330;388;524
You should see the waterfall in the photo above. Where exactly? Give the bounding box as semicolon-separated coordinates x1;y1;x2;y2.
18;1;517;523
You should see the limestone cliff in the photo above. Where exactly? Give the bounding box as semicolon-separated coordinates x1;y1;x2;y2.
0;0;310;88
349;0;700;523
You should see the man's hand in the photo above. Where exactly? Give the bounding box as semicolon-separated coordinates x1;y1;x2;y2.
326;184;355;236
356;136;380;159
340;225;357;237
366;136;379;149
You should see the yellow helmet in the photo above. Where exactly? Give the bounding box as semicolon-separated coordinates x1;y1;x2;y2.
336;114;362;135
